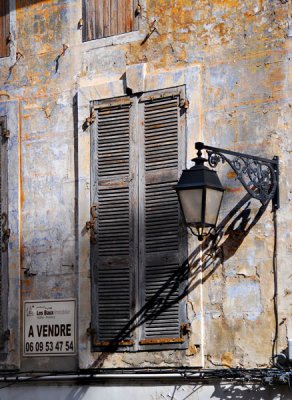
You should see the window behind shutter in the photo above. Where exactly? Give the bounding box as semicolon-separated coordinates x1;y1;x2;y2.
84;0;139;41
0;117;8;352
138;91;188;350
91;99;137;349
0;0;9;58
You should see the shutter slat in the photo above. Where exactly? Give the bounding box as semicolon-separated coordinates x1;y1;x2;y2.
96;0;104;38
85;0;96;41
103;0;110;37
110;0;118;36
125;0;133;32
117;0;126;34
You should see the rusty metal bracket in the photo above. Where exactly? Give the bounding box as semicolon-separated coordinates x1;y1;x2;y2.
141;20;159;45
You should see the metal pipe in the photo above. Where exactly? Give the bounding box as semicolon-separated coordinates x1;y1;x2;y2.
0;369;289;385
0;373;188;382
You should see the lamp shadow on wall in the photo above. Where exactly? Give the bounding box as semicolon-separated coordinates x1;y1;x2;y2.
90;193;268;369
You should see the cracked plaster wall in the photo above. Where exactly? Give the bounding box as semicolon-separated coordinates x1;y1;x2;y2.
0;0;291;371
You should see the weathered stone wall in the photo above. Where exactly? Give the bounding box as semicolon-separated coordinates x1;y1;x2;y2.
0;0;291;371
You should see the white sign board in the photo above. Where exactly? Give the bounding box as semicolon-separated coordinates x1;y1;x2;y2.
24;299;76;356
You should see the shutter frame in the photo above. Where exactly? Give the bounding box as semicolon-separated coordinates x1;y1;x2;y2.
90;88;188;353
138;88;189;351
0;117;8;353
90;98;139;351
0;0;9;58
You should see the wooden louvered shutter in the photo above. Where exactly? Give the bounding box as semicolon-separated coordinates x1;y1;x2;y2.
138;90;188;350
0;0;9;58
0;117;8;351
84;0;139;41
91;98;137;349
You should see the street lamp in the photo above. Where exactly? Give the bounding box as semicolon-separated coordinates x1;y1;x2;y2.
175;142;279;241
175;142;224;241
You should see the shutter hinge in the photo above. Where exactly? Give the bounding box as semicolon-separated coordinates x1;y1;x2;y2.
180;323;191;336
180;98;189;109
86;221;94;230
1;129;10;139
135;3;142;16
78;18;83;29
7;33;13;45
23;266;38;277
86;204;98;244
84;113;96;129
87;324;96;337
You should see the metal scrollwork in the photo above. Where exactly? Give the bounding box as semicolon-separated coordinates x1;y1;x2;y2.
208;152;225;168
206;150;278;206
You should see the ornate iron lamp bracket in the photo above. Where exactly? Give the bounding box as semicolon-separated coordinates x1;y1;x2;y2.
196;143;279;210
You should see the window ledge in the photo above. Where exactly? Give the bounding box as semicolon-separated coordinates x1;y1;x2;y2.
0;52;12;65
82;31;145;51
0;47;16;67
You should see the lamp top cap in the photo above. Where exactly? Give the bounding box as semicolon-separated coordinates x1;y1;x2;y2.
195;142;205;151
192;142;206;165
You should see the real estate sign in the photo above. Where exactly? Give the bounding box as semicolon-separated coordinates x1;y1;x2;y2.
24;299;76;356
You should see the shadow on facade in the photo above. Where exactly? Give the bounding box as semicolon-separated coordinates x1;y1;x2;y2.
90;192;267;368
25;381;290;400
0;0;49;16
168;383;291;400
64;386;89;400
211;383;290;399
6;0;46;13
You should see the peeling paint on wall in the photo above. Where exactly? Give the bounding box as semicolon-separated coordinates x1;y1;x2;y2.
0;0;291;373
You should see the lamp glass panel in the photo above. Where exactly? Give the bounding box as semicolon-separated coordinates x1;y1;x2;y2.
178;189;203;224
205;188;223;226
